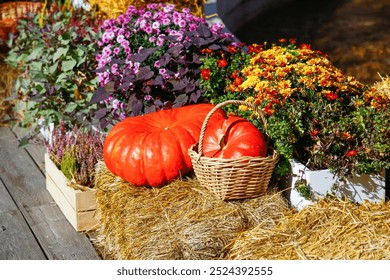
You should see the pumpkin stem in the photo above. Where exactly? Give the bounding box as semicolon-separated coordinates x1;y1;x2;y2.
218;134;226;149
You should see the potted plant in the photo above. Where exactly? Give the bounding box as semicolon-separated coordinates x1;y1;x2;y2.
5;2;103;142
201;39;390;209
44;119;105;231
90;3;238;129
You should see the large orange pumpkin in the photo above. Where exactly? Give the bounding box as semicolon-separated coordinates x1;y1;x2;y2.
103;104;226;187
202;116;268;159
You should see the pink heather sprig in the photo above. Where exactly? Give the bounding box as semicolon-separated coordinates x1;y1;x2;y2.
45;120;104;188
93;3;235;126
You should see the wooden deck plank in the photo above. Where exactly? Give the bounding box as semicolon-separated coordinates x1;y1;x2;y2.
0;126;100;260
26;204;99;260
0;179;46;260
12;126;46;173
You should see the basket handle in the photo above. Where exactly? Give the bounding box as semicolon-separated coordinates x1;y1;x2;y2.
198;100;267;156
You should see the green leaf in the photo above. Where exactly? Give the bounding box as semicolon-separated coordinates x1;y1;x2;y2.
60;32;72;42
56;73;68;83
35;84;45;95
4;52;18;67
52;22;63;33
53;47;69;62
64;102;78;113
62;59;77;72
48;61;59;74
27;45;44;60
29;61;43;72
18;136;30;147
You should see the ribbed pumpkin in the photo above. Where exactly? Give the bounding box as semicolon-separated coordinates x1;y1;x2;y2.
202;116;268;159
103;104;226;187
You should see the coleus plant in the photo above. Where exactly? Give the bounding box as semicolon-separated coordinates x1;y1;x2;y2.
91;3;238;129
5;3;103;141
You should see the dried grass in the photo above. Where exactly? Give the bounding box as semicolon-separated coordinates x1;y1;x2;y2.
88;0;205;19
93;161;291;260
374;73;390;101
0;55;19;125
228;197;390;260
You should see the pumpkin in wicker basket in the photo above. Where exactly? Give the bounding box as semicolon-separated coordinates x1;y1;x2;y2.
202;115;268;159
188;100;279;201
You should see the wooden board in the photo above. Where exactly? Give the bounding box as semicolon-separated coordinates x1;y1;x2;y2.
12;125;46;172
0;179;46;260
45;153;98;232
0;126;101;259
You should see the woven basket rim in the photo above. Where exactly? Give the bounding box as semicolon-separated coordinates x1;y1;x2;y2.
189;143;279;163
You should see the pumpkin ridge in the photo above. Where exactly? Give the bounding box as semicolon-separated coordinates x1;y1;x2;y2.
169;125;198;170
124;132;148;186
160;129;189;184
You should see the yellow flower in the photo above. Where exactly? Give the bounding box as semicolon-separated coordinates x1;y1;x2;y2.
38;0;48;28
240;75;260;91
277;80;294;99
254;80;271;94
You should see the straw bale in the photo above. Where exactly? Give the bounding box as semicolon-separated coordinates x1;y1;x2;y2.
93;161;290;260
228;197;390;260
0;56;19;125
88;0;205;19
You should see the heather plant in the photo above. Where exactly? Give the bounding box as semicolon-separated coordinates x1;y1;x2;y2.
45;120;104;188
91;3;237;128
201;39;390;179
5;2;103;138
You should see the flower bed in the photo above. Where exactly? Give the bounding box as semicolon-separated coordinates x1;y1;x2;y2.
201;40;389;196
91;3;237;128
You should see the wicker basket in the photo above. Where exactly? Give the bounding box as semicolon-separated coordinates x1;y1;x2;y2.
0;1;42;21
188;100;279;200
0;1;42;46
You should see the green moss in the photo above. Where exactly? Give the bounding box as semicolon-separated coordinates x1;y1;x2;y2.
60;148;77;181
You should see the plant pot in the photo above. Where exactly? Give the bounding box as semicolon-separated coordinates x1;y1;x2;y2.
44;153;98;231
39;121;54;143
287;159;386;211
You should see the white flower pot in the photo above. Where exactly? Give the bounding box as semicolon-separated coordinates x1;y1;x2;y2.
288;160;386;211
39;122;54;143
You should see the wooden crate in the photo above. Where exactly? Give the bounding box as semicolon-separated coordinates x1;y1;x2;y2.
45;153;98;231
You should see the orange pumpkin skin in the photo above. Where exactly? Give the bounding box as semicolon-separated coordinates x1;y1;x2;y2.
103;104;226;187
202;116;267;159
